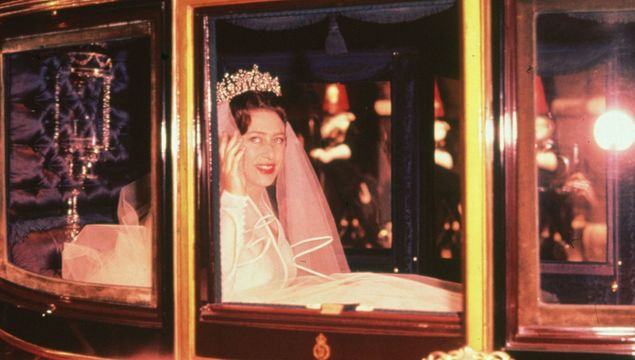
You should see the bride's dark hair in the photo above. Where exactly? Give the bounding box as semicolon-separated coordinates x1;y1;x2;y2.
229;91;287;134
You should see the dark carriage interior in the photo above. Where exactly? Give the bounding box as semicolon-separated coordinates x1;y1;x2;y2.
6;39;152;277
207;1;462;284
0;3;171;358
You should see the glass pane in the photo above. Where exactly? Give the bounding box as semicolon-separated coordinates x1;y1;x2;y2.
289;82;392;251
0;23;156;306
432;78;462;267
214;70;462;313
535;70;608;264
537;11;635;304
206;8;464;312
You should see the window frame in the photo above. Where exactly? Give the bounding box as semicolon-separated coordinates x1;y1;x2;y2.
189;1;466;358
0;0;170;328
503;0;635;354
174;0;496;357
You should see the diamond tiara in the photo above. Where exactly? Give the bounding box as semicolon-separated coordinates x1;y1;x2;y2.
216;65;282;104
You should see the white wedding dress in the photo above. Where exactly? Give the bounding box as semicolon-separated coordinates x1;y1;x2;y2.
61;178;152;288
221;190;462;313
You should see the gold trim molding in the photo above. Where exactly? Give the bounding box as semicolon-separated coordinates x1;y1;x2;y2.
462;0;494;352
0;0;119;18
0;327;108;360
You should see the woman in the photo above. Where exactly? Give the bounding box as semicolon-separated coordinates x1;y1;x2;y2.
218;66;461;312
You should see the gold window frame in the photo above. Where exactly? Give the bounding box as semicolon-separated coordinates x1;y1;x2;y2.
173;0;494;358
0;21;160;310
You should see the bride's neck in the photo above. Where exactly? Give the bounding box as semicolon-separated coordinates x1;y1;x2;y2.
247;188;275;222
246;187;266;205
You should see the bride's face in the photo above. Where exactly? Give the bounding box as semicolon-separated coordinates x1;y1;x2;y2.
240;109;286;194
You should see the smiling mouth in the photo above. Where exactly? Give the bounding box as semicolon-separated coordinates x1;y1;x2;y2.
256;164;275;175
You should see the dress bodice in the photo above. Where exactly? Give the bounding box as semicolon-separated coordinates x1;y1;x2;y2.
220;191;297;301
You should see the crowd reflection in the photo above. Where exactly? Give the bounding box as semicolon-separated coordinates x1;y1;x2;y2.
536;76;607;263
304;83;390;249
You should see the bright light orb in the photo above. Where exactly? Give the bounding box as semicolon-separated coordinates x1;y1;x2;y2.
593;110;635;151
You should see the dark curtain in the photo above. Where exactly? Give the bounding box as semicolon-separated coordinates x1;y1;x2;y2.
222;1;454;31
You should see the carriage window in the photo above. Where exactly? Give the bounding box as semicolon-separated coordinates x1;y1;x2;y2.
536;12;635;304
201;3;463;314
506;5;635;355
0;22;158;307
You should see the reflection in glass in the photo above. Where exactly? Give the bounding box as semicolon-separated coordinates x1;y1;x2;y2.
537;11;635;304
535;72;607;264
433;79;461;262
6;40;152;288
55;50;113;243
294;82;392;250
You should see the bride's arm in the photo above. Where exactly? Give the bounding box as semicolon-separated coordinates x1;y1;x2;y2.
220;190;249;301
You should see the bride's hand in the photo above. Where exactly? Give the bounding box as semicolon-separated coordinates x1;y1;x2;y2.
219;131;246;196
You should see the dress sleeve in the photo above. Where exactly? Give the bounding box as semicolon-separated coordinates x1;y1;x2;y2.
220;191;249;301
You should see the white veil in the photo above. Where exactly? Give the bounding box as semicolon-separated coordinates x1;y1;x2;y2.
62;176;152;287
217;102;350;276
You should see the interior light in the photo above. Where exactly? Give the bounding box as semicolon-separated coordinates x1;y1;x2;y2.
593;110;635;151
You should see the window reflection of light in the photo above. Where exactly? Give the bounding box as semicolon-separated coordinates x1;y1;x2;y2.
161;120;167;159
590;327;635;337
593;110;635;151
